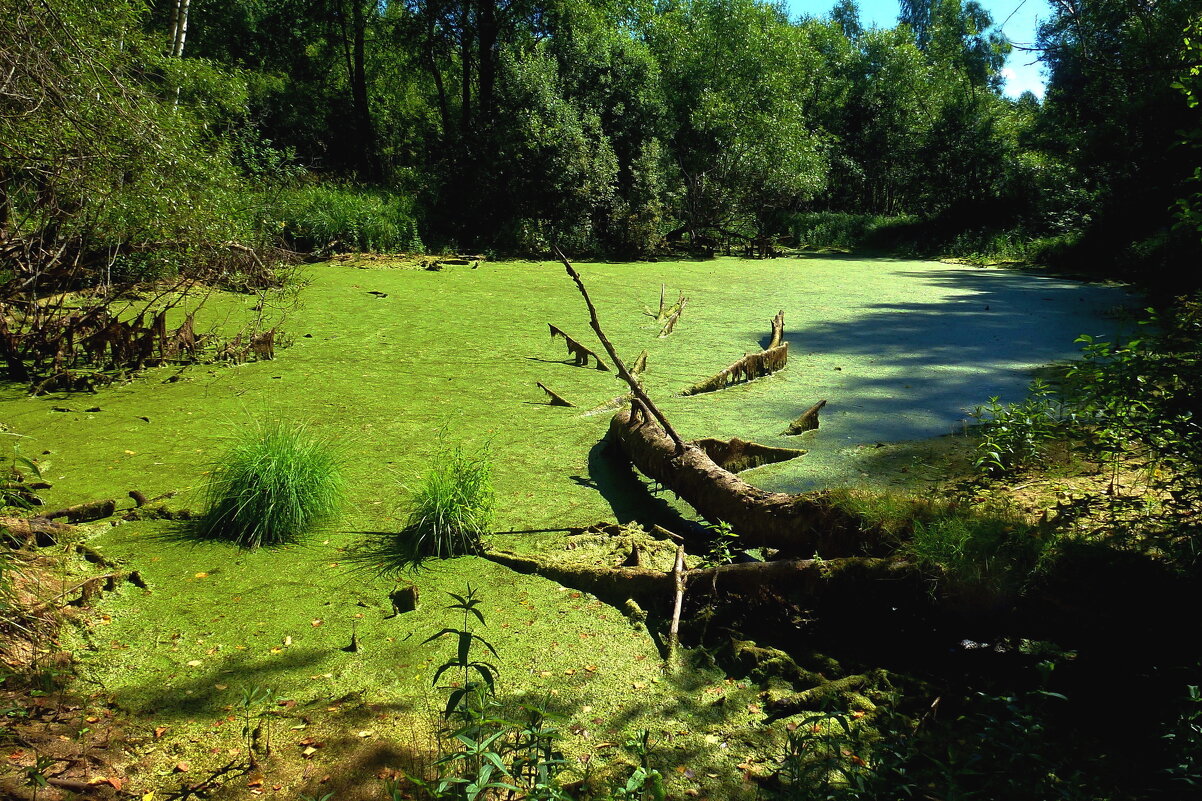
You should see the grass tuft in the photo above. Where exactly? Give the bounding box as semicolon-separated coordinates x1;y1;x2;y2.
197;421;345;548
391;441;495;568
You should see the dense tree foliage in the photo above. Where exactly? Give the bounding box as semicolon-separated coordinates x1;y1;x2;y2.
2;0;1200;268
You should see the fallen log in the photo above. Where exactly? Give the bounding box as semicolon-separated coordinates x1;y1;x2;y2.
0;515;74;546
682;343;788;396
608;406;881;557
784;399;827;435
765;669;889;717
44;498;116;523
482;548;914;606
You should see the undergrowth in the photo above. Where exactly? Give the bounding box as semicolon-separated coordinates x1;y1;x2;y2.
197;420;345;548
263;183;424;254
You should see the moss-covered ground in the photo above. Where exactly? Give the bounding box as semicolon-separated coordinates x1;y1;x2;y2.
0;256;1129;797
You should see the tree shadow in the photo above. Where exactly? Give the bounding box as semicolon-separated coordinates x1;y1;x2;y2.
581;437;700;535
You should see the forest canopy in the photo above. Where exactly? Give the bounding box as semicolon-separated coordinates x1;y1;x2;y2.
1;0;1200;272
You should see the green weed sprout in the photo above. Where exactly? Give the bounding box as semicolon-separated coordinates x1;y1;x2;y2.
198;421;345;548
396;441;495;566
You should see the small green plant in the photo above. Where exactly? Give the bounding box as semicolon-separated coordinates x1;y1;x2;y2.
236;684;276;766
396;441;495;566
612;729;665;801
703;520;739;565
197;420;345;548
969;379;1064;476
416;586;514;800
1164;684;1202;788
2;436;48;511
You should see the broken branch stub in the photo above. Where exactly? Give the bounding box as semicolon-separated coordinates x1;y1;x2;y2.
785;399;827;435
630;349;649;376
536;381;575;407
768;310;785;349
659;296;687;337
548;324;609;370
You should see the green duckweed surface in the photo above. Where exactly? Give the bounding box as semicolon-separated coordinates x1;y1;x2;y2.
0;256;1130;795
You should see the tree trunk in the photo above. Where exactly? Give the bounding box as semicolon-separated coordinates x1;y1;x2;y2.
476;0;497;126
607;406;883;557
170;0;190;58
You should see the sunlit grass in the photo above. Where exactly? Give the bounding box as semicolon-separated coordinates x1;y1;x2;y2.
386;440;496;569
197;420;345;548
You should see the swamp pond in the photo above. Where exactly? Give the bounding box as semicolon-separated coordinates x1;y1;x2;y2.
0;256;1132;794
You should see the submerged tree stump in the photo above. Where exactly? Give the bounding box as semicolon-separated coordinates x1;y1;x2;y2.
784;399;827;435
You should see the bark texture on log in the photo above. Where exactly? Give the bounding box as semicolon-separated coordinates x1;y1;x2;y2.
482;548;913;606
45;498;115;523
608;406;882;557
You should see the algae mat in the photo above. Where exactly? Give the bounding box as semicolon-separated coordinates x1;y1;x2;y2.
0;256;1130;793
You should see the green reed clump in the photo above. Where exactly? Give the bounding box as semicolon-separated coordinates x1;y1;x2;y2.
198;421;345;548
397;442;495;565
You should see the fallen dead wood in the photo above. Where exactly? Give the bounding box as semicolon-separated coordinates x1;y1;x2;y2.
44;498;116;523
768;310;785;349
765;669;889;717
549;324;609;370
682;343;788;396
682;310;788;395
482;548;914;606
693;437;806;473
608;406;881;557
659;296;687;337
536;381;575;407
0;515;74;545
557;249;685;452
784;399;827;435
630;349;648;376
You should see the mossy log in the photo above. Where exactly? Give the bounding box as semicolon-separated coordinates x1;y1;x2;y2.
608;406;882;557
44;498;116;523
0;515;74;546
482;548;913;607
784;399;827;435
682;343;788;396
693;437;806;473
765;669;889;716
